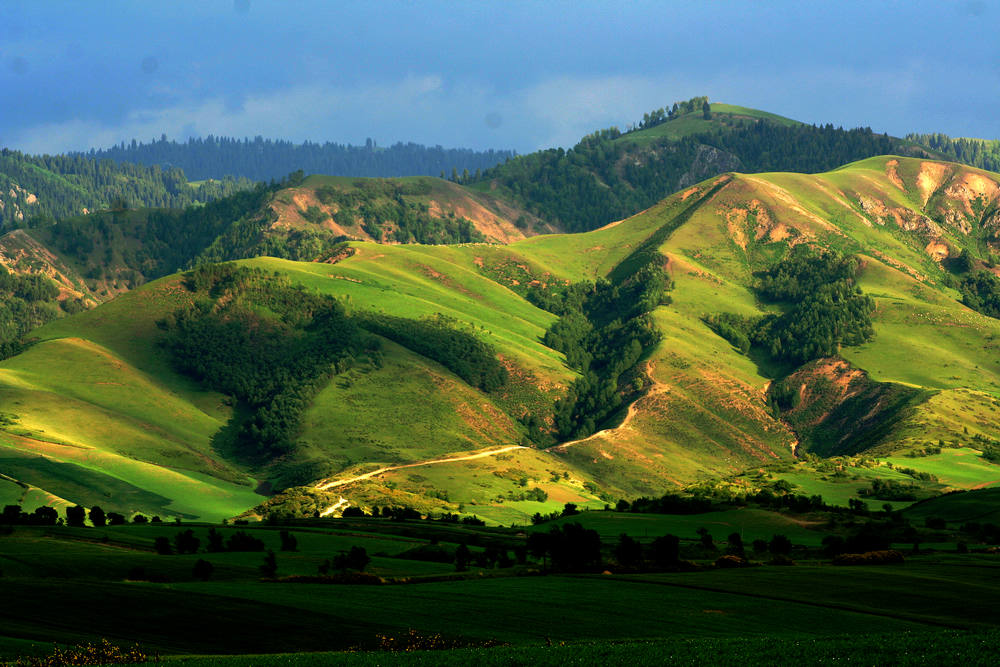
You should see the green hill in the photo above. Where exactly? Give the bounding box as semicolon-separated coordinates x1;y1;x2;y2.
4;155;1000;522
471;97;945;233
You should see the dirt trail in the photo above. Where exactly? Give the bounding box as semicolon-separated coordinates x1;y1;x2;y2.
319;496;349;517
551;361;669;452
314;444;527;492
314;444;528;518
313;362;667;515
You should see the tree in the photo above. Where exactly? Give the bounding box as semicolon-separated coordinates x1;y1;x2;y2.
455;543;471;572
154;536;173;555
650;534;680;568
614;534;643;569
702;100;712;120
769;534;792;556
107;512;126;526
333;545;370;572
1;505;21;525
259;549;278;577
696;527;715;551
726;532;745;558
32;506;57;526
133;514;149;524
279;530;298;551
89;506;106;528
174;529;200;555
206;527;225;552
65;505;87;528
193;559;214;581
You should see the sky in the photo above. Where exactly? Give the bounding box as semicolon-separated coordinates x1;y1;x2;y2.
2;0;999;155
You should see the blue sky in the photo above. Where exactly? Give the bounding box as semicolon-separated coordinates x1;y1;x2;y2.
2;0;998;154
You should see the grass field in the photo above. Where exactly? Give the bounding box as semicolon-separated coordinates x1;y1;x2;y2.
3;519;1000;663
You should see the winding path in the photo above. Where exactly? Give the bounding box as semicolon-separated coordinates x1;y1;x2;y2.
314;444;528;492
551;361;669;452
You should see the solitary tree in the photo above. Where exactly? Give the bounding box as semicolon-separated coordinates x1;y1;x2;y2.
726;532;745;558
154;536;173;555
174;529;200;555
259;550;278;578
769;534;792;556
455;543;471;572
702;100;712;120
89;506;106;528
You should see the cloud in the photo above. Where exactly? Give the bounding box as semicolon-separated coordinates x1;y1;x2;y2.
6;62;981;157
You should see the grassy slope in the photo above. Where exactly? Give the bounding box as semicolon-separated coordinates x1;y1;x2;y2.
6;156;1000;519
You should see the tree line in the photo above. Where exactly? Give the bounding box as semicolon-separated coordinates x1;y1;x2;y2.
0;148;254;229
80;135;516;183
906;132;1000;173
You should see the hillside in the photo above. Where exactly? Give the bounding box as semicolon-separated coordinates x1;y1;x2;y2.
3;155;1000;523
0;173;544;321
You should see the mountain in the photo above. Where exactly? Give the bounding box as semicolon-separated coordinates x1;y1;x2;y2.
81;136;516;183
3;154;1000;523
472;97;943;233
